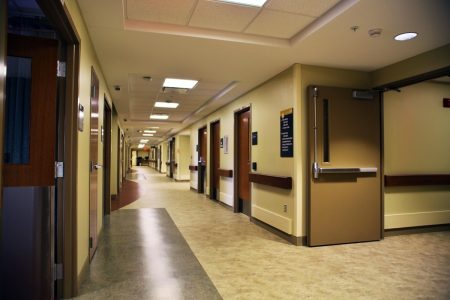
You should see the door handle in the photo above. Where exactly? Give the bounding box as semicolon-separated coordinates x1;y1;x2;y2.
90;161;103;172
313;165;377;178
94;164;103;170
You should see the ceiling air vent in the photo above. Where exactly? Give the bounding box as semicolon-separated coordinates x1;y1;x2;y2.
162;87;190;94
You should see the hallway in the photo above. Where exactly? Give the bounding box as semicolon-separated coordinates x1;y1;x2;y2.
78;167;450;299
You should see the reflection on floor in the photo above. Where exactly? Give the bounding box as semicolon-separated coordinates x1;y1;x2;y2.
77;209;221;299
86;167;450;299
111;179;144;211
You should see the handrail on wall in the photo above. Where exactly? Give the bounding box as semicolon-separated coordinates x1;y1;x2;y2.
248;173;292;190
384;174;450;187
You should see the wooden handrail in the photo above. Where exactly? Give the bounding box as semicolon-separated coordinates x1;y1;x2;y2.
189;165;198;171
385;174;450;187
248;173;292;190
217;169;233;178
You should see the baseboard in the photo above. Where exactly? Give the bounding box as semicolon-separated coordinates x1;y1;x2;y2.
219;192;233;207
252;205;292;235
385;210;450;229
384;223;450;237
251;217;306;246
175;179;190;182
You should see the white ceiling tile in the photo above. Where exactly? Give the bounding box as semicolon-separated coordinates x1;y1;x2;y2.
245;10;314;38
126;0;197;25
266;0;341;17
189;0;260;32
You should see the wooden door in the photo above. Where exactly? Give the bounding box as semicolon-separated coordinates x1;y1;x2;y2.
308;86;382;246
103;99;112;216
169;138;175;178
89;68;99;260
236;109;251;216
210;121;220;200
3;34;57;187
198;127;207;193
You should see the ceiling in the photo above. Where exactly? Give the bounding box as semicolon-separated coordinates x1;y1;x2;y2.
76;0;450;147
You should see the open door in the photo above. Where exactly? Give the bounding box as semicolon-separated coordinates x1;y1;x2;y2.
89;68;99;260
198;127;207;193
235;108;251;216
210;120;220;200
308;86;382;246
1;34;57;300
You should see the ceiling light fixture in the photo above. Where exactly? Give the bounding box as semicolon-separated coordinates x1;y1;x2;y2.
140;139;149;143
144;130;157;133
149;126;159;129
143;133;154;137
394;32;418;41
163;78;198;89
138;144;145;149
150;114;169;120
217;0;267;7
154;101;179;108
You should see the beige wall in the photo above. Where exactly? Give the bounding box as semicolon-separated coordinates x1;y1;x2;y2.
383;81;450;228
189;66;298;234
298;65;372;236
64;0;114;276
175;135;191;181
372;44;450;87
159;142;167;174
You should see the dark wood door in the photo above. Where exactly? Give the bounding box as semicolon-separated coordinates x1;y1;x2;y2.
89;68;99;260
3;34;57;187
103;99;112;216
210;121;220;200
198;127;207;193
237;110;251;216
169;138;175;178
308;86;382;246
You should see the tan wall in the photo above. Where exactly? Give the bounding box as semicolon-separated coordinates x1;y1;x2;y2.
298;64;372;236
383;81;450;228
175;135;191;181
372;44;450;87
159;142;167;174
64;0;113;276
189;66;297;234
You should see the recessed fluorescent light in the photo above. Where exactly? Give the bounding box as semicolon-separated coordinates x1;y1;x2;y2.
394;32;418;41
138;144;145;149
144;130;157;133
150;114;169;120
149;126;159;129
154;102;179;108
217;0;267;7
140;139;149;143
163;78;198;89
143;133;154;137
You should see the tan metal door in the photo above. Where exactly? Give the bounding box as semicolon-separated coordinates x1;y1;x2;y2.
308;86;382;246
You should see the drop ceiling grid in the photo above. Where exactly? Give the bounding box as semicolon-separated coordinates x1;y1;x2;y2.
266;0;341;17
125;0;197;25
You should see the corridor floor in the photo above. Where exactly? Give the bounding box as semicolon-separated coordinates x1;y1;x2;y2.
79;167;450;299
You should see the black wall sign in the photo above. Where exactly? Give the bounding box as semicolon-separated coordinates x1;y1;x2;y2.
252;132;258;145
280;108;293;157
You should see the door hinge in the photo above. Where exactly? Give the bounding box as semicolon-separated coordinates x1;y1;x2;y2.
57;61;66;78
55;161;64;178
89;237;93;248
54;263;63;281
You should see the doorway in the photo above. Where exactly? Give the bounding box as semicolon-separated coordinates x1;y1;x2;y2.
89;68;99;260
103;98;112;216
169;137;175;178
198;126;207;193
209;120;220;200
307;86;382;246
234;108;251;216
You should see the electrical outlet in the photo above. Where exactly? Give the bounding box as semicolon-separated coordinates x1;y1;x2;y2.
283;205;287;213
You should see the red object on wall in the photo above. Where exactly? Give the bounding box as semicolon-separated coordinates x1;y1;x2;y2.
444;98;450;108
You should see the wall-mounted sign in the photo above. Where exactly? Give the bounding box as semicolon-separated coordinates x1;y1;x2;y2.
280;108;293;157
223;135;229;154
252;132;258;145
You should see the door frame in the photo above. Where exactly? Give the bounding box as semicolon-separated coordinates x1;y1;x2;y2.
103;97;112;216
197;126;207;193
233;106;251;214
209;120;220;200
0;0;81;297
